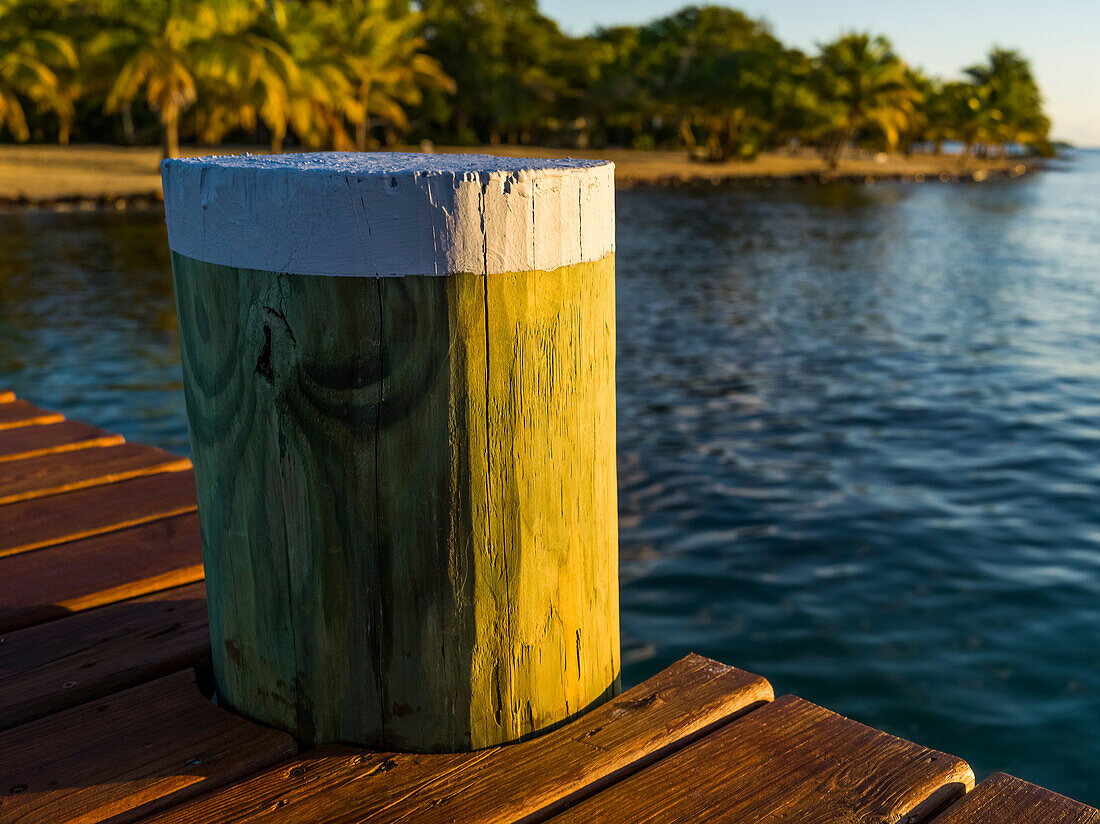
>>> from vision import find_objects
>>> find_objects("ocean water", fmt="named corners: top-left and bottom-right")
top-left (3, 151), bottom-right (1100, 800)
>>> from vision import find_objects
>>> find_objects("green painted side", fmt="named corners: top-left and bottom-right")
top-left (172, 251), bottom-right (619, 751)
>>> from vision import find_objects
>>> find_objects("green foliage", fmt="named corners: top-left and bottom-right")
top-left (0, 0), bottom-right (1052, 162)
top-left (90, 0), bottom-right (280, 156)
top-left (812, 33), bottom-right (922, 169)
top-left (2, 0), bottom-right (450, 156)
top-left (291, 0), bottom-right (453, 151)
top-left (419, 0), bottom-right (576, 144)
top-left (635, 7), bottom-right (787, 161)
top-left (964, 47), bottom-right (1051, 155)
top-left (0, 0), bottom-right (77, 143)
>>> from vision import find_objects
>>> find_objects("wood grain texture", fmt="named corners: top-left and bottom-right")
top-left (0, 582), bottom-right (209, 729)
top-left (375, 271), bottom-right (486, 750)
top-left (931, 773), bottom-right (1100, 823)
top-left (0, 669), bottom-right (296, 824)
top-left (172, 250), bottom-right (618, 751)
top-left (0, 470), bottom-right (198, 557)
top-left (480, 254), bottom-right (620, 747)
top-left (139, 654), bottom-right (772, 824)
top-left (0, 442), bottom-right (191, 506)
top-left (548, 693), bottom-right (975, 824)
top-left (0, 514), bottom-right (203, 633)
top-left (0, 399), bottom-right (64, 430)
top-left (0, 419), bottom-right (124, 462)
top-left (174, 252), bottom-right (387, 748)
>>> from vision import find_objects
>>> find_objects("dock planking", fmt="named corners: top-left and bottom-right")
top-left (0, 582), bottom-right (209, 729)
top-left (0, 468), bottom-right (198, 557)
top-left (138, 654), bottom-right (772, 824)
top-left (0, 419), bottom-right (124, 462)
top-left (546, 694), bottom-right (974, 824)
top-left (0, 513), bottom-right (203, 632)
top-left (930, 772), bottom-right (1100, 823)
top-left (0, 670), bottom-right (297, 824)
top-left (0, 441), bottom-right (191, 506)
top-left (0, 399), bottom-right (64, 430)
top-left (0, 386), bottom-right (1093, 822)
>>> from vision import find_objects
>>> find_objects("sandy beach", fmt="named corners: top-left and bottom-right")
top-left (0, 144), bottom-right (1034, 206)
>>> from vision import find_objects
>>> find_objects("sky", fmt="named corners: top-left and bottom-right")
top-left (540, 0), bottom-right (1100, 146)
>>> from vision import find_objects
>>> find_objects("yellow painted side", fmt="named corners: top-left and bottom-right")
top-left (479, 253), bottom-right (620, 743)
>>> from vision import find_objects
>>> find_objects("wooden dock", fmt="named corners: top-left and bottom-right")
top-left (0, 388), bottom-right (1095, 823)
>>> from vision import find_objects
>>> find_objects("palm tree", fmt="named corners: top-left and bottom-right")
top-left (192, 3), bottom-right (299, 151)
top-left (277, 0), bottom-right (454, 151)
top-left (965, 47), bottom-right (1049, 156)
top-left (899, 66), bottom-right (935, 154)
top-left (939, 81), bottom-right (994, 165)
top-left (0, 0), bottom-right (77, 143)
top-left (814, 33), bottom-right (922, 169)
top-left (92, 0), bottom-right (287, 157)
top-left (277, 0), bottom-right (367, 150)
top-left (917, 80), bottom-right (957, 155)
top-left (327, 0), bottom-right (453, 150)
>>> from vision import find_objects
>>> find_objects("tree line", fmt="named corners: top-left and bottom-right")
top-left (0, 0), bottom-right (1052, 164)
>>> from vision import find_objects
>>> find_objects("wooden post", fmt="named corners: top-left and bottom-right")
top-left (162, 153), bottom-right (619, 752)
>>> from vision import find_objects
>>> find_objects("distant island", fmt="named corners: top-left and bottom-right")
top-left (0, 0), bottom-right (1052, 172)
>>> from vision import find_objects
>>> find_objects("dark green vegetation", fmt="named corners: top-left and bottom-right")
top-left (0, 0), bottom-right (1051, 163)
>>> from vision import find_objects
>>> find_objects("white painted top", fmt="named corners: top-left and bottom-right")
top-left (161, 152), bottom-right (614, 277)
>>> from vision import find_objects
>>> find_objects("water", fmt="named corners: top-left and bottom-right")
top-left (3, 153), bottom-right (1100, 801)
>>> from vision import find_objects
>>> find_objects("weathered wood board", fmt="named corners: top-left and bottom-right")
top-left (931, 772), bottom-right (1100, 823)
top-left (0, 669), bottom-right (296, 824)
top-left (0, 469), bottom-right (198, 557)
top-left (139, 655), bottom-right (771, 824)
top-left (0, 419), bottom-right (123, 462)
top-left (173, 251), bottom-right (618, 751)
top-left (0, 399), bottom-right (63, 430)
top-left (0, 513), bottom-right (202, 632)
top-left (0, 442), bottom-right (191, 506)
top-left (0, 582), bottom-right (209, 729)
top-left (547, 694), bottom-right (975, 824)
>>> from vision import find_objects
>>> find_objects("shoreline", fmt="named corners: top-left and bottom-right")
top-left (0, 144), bottom-right (1038, 210)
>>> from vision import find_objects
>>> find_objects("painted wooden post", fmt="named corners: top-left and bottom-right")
top-left (161, 153), bottom-right (619, 752)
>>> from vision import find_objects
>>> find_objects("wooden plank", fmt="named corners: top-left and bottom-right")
top-left (0, 513), bottom-right (203, 633)
top-left (546, 694), bottom-right (975, 824)
top-left (0, 399), bottom-right (64, 430)
top-left (139, 654), bottom-right (772, 824)
top-left (0, 669), bottom-right (296, 824)
top-left (931, 772), bottom-right (1100, 823)
top-left (0, 419), bottom-right (124, 462)
top-left (0, 582), bottom-right (209, 730)
top-left (0, 441), bottom-right (191, 506)
top-left (0, 469), bottom-right (198, 557)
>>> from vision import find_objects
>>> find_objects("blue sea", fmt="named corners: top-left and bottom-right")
top-left (3, 150), bottom-right (1099, 801)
